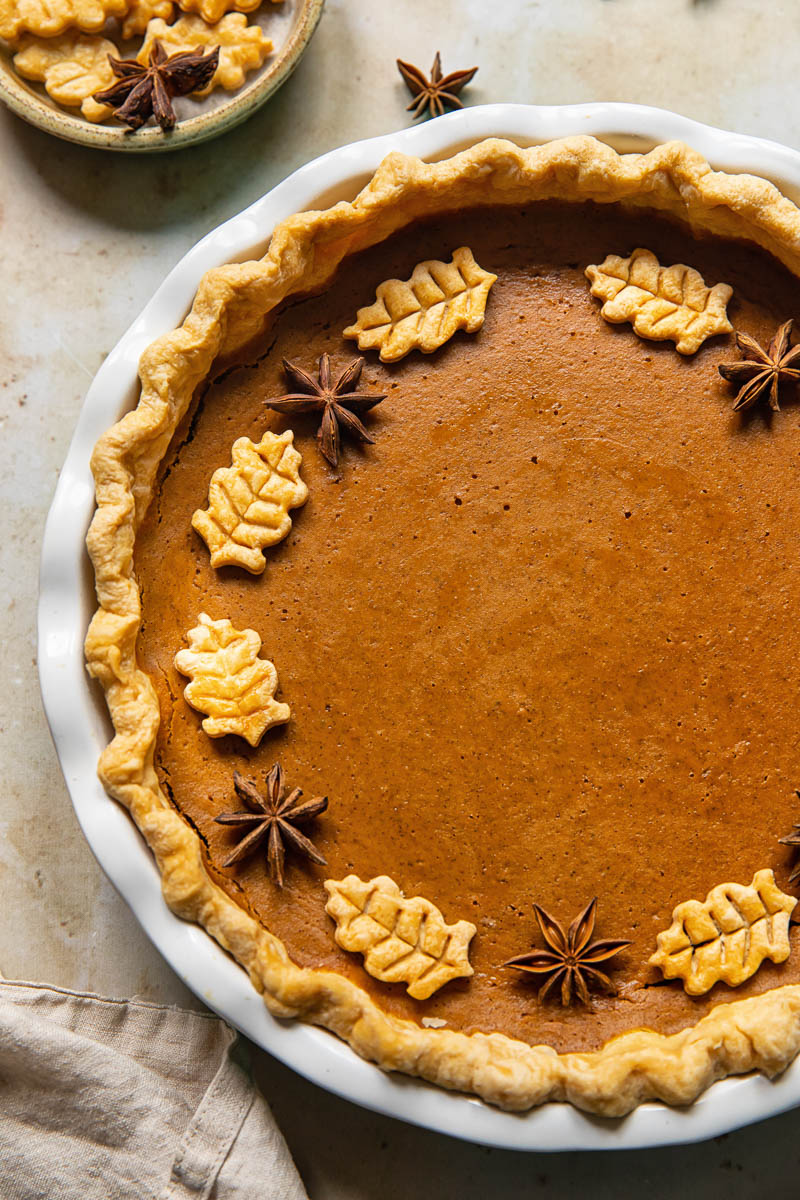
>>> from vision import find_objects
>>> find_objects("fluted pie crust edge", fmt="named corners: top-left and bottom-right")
top-left (85, 136), bottom-right (800, 1117)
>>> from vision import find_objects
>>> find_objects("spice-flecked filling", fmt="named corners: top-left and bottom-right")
top-left (136, 202), bottom-right (800, 1053)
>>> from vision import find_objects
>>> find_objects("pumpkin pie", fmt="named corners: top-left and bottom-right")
top-left (85, 136), bottom-right (800, 1116)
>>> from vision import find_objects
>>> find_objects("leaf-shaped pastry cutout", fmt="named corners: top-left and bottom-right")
top-left (176, 0), bottom-right (264, 28)
top-left (191, 430), bottom-right (308, 574)
top-left (0, 0), bottom-right (128, 41)
top-left (13, 32), bottom-right (116, 121)
top-left (138, 13), bottom-right (273, 93)
top-left (324, 873), bottom-right (476, 999)
top-left (585, 248), bottom-right (733, 355)
top-left (174, 613), bottom-right (290, 746)
top-left (343, 246), bottom-right (497, 363)
top-left (120, 0), bottom-right (172, 40)
top-left (649, 869), bottom-right (796, 995)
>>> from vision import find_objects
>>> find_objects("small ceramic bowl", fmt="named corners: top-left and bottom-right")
top-left (0, 0), bottom-right (323, 152)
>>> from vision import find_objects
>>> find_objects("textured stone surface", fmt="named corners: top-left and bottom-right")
top-left (3, 0), bottom-right (800, 1192)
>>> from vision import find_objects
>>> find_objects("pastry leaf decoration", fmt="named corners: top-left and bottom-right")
top-left (174, 613), bottom-right (290, 746)
top-left (343, 246), bottom-right (497, 363)
top-left (138, 13), bottom-right (273, 94)
top-left (13, 32), bottom-right (117, 122)
top-left (0, 0), bottom-right (128, 41)
top-left (121, 0), bottom-right (173, 39)
top-left (176, 0), bottom-right (261, 27)
top-left (649, 869), bottom-right (796, 995)
top-left (191, 430), bottom-right (308, 574)
top-left (585, 248), bottom-right (733, 355)
top-left (324, 874), bottom-right (476, 999)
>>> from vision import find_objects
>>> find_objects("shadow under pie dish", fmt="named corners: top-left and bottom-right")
top-left (85, 134), bottom-right (800, 1117)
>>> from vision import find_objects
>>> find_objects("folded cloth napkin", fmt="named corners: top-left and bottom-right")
top-left (0, 979), bottom-right (308, 1200)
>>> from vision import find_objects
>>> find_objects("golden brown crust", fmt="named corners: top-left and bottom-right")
top-left (85, 135), bottom-right (800, 1116)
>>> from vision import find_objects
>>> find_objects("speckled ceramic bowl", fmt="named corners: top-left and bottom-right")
top-left (0, 0), bottom-right (323, 152)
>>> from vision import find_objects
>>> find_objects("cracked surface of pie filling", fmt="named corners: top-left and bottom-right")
top-left (133, 198), bottom-right (800, 1058)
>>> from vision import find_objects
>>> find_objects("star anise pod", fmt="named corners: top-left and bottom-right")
top-left (779, 792), bottom-right (800, 885)
top-left (214, 765), bottom-right (327, 888)
top-left (396, 51), bottom-right (478, 120)
top-left (93, 40), bottom-right (220, 132)
top-left (504, 899), bottom-right (630, 1007)
top-left (718, 320), bottom-right (800, 412)
top-left (265, 354), bottom-right (386, 468)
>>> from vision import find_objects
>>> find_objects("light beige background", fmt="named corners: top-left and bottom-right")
top-left (2, 0), bottom-right (800, 1194)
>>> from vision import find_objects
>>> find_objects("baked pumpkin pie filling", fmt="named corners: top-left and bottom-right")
top-left (133, 199), bottom-right (800, 1055)
top-left (86, 138), bottom-right (800, 1112)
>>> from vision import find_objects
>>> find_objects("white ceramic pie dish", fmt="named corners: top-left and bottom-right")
top-left (38, 102), bottom-right (800, 1151)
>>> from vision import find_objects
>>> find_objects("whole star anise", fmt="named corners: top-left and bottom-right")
top-left (265, 354), bottom-right (386, 468)
top-left (504, 899), bottom-right (630, 1006)
top-left (396, 51), bottom-right (478, 120)
top-left (718, 320), bottom-right (800, 412)
top-left (93, 40), bottom-right (220, 132)
top-left (215, 765), bottom-right (327, 888)
top-left (779, 791), bottom-right (800, 885)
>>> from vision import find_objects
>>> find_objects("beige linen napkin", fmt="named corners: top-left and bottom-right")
top-left (0, 979), bottom-right (308, 1200)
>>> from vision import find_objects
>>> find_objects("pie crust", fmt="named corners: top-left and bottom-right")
top-left (85, 135), bottom-right (800, 1117)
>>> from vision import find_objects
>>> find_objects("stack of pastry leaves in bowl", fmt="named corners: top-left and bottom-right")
top-left (0, 0), bottom-right (319, 142)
